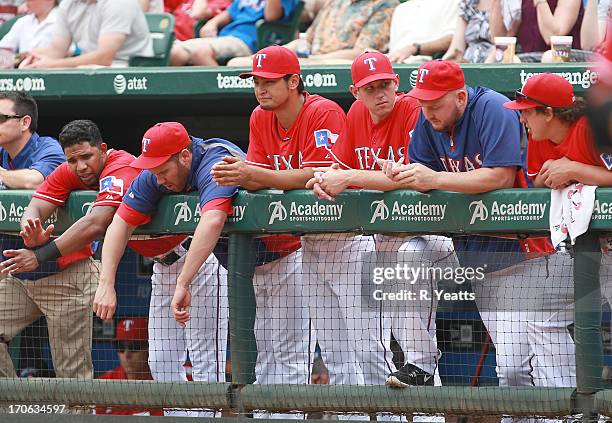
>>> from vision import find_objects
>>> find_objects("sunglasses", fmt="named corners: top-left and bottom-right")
top-left (514, 90), bottom-right (551, 108)
top-left (116, 341), bottom-right (148, 352)
top-left (0, 113), bottom-right (24, 124)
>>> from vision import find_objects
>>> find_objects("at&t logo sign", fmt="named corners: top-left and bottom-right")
top-left (113, 74), bottom-right (148, 94)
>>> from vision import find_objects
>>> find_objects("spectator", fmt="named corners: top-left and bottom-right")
top-left (388, 0), bottom-right (459, 64)
top-left (443, 0), bottom-right (495, 63)
top-left (165, 0), bottom-right (231, 42)
top-left (489, 0), bottom-right (584, 61)
top-left (170, 0), bottom-right (298, 66)
top-left (229, 0), bottom-right (399, 66)
top-left (580, 0), bottom-right (610, 51)
top-left (20, 0), bottom-right (153, 68)
top-left (96, 318), bottom-right (163, 416)
top-left (0, 0), bottom-right (59, 58)
top-left (0, 92), bottom-right (67, 378)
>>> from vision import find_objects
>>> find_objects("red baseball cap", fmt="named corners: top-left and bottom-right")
top-left (115, 318), bottom-right (148, 341)
top-left (239, 45), bottom-right (300, 79)
top-left (131, 122), bottom-right (190, 170)
top-left (503, 73), bottom-right (575, 110)
top-left (351, 51), bottom-right (397, 88)
top-left (408, 60), bottom-right (465, 101)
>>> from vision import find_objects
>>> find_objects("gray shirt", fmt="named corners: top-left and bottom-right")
top-left (56, 0), bottom-right (153, 66)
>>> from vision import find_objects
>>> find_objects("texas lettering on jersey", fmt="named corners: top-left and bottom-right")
top-left (439, 153), bottom-right (483, 172)
top-left (354, 145), bottom-right (408, 170)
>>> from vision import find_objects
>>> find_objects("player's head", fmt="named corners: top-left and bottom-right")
top-left (239, 45), bottom-right (303, 110)
top-left (408, 60), bottom-right (467, 133)
top-left (349, 51), bottom-right (399, 122)
top-left (0, 91), bottom-right (38, 146)
top-left (114, 318), bottom-right (150, 379)
top-left (504, 73), bottom-right (584, 141)
top-left (131, 122), bottom-right (193, 192)
top-left (59, 119), bottom-right (108, 188)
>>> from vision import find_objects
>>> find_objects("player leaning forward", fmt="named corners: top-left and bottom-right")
top-left (211, 46), bottom-right (392, 393)
top-left (382, 60), bottom-right (574, 390)
top-left (307, 51), bottom-right (456, 389)
top-left (94, 123), bottom-right (233, 416)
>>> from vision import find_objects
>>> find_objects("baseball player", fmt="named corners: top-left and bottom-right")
top-left (309, 52), bottom-right (456, 392)
top-left (213, 47), bottom-right (407, 420)
top-left (382, 61), bottom-right (571, 396)
top-left (94, 122), bottom-right (233, 417)
top-left (504, 73), bottom-right (612, 387)
top-left (96, 317), bottom-right (163, 416)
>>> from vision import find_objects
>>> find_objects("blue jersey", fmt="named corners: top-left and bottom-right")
top-left (123, 137), bottom-right (243, 215)
top-left (220, 0), bottom-right (298, 52)
top-left (408, 86), bottom-right (535, 272)
top-left (0, 132), bottom-right (65, 280)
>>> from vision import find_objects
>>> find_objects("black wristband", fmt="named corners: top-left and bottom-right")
top-left (413, 43), bottom-right (421, 56)
top-left (33, 240), bottom-right (61, 264)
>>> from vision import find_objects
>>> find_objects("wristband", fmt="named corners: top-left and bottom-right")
top-left (413, 43), bottom-right (422, 56)
top-left (33, 240), bottom-right (61, 264)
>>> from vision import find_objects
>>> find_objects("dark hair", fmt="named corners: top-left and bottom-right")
top-left (283, 74), bottom-right (305, 94)
top-left (58, 119), bottom-right (104, 149)
top-left (0, 91), bottom-right (38, 132)
top-left (169, 139), bottom-right (194, 162)
top-left (535, 96), bottom-right (587, 123)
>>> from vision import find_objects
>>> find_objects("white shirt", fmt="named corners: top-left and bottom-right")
top-left (0, 7), bottom-right (60, 53)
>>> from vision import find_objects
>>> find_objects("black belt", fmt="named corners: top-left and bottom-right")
top-left (153, 238), bottom-right (192, 266)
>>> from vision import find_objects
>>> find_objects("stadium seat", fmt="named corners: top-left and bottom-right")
top-left (129, 13), bottom-right (175, 67)
top-left (256, 1), bottom-right (305, 49)
top-left (0, 15), bottom-right (22, 41)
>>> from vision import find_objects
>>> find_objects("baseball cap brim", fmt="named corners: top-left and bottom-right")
top-left (239, 71), bottom-right (287, 79)
top-left (130, 154), bottom-right (172, 170)
top-left (354, 73), bottom-right (398, 88)
top-left (502, 99), bottom-right (539, 110)
top-left (407, 87), bottom-right (449, 101)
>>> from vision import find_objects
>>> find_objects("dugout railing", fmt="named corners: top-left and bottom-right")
top-left (0, 188), bottom-right (610, 420)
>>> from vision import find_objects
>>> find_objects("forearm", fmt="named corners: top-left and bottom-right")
top-left (580, 0), bottom-right (599, 50)
top-left (190, 0), bottom-right (209, 19)
top-left (54, 217), bottom-right (108, 256)
top-left (420, 34), bottom-right (453, 56)
top-left (43, 49), bottom-right (117, 67)
top-left (99, 216), bottom-right (134, 287)
top-left (536, 1), bottom-right (560, 44)
top-left (0, 169), bottom-right (44, 189)
top-left (432, 168), bottom-right (516, 193)
top-left (349, 170), bottom-right (411, 192)
top-left (176, 212), bottom-right (225, 289)
top-left (533, 173), bottom-right (548, 187)
top-left (210, 10), bottom-right (231, 28)
top-left (264, 0), bottom-right (283, 21)
top-left (569, 163), bottom-right (612, 186)
top-left (248, 167), bottom-right (315, 190)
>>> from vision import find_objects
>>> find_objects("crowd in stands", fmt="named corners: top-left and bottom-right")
top-left (0, 0), bottom-right (608, 68)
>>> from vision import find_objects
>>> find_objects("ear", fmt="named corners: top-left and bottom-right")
top-left (456, 88), bottom-right (468, 106)
top-left (21, 115), bottom-right (31, 132)
top-left (288, 74), bottom-right (300, 90)
top-left (394, 75), bottom-right (400, 91)
top-left (99, 142), bottom-right (108, 154)
top-left (349, 85), bottom-right (359, 100)
top-left (179, 149), bottom-right (192, 166)
top-left (544, 107), bottom-right (555, 122)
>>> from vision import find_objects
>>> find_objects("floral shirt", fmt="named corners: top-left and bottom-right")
top-left (306, 0), bottom-right (400, 55)
top-left (459, 0), bottom-right (494, 63)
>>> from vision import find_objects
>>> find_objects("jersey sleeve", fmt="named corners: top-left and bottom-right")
top-left (475, 95), bottom-right (523, 168)
top-left (526, 137), bottom-right (545, 179)
top-left (246, 112), bottom-right (272, 169)
top-left (408, 114), bottom-right (442, 170)
top-left (195, 146), bottom-right (239, 210)
top-left (301, 106), bottom-right (345, 168)
top-left (94, 166), bottom-right (140, 208)
top-left (29, 138), bottom-right (66, 179)
top-left (120, 171), bottom-right (164, 224)
top-left (32, 163), bottom-right (82, 205)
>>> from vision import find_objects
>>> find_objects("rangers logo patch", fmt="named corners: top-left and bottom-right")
top-left (99, 176), bottom-right (124, 196)
top-left (601, 153), bottom-right (612, 171)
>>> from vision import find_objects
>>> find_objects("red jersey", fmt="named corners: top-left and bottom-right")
top-left (527, 116), bottom-right (611, 178)
top-left (246, 93), bottom-right (345, 170)
top-left (96, 367), bottom-right (163, 416)
top-left (33, 149), bottom-right (140, 267)
top-left (330, 93), bottom-right (420, 170)
top-left (247, 93), bottom-right (346, 255)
